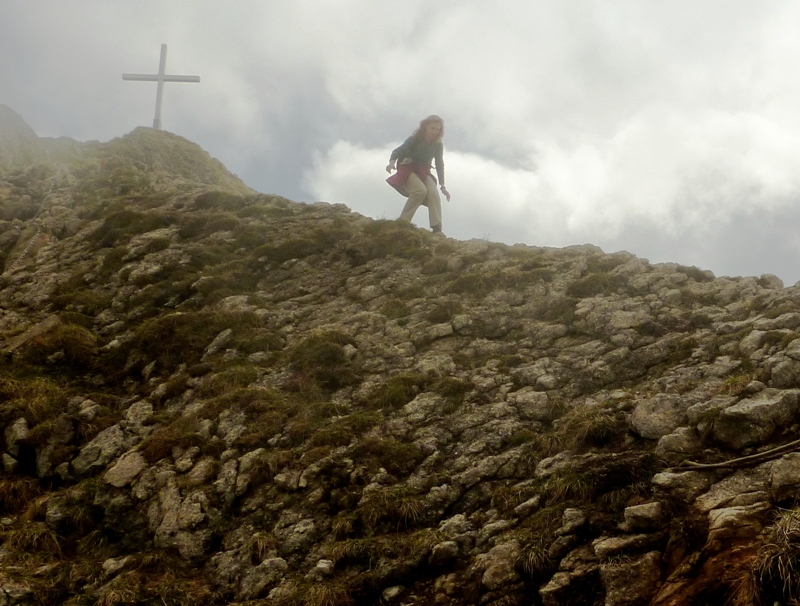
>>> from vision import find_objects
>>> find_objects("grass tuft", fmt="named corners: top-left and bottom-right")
top-left (2, 521), bottom-right (61, 555)
top-left (366, 373), bottom-right (427, 410)
top-left (303, 583), bottom-right (354, 606)
top-left (517, 536), bottom-right (556, 580)
top-left (555, 404), bottom-right (628, 451)
top-left (748, 508), bottom-right (800, 604)
top-left (345, 220), bottom-right (429, 266)
top-left (0, 478), bottom-right (42, 513)
top-left (566, 272), bottom-right (629, 298)
top-left (350, 438), bottom-right (424, 477)
top-left (358, 486), bottom-right (428, 530)
top-left (288, 331), bottom-right (360, 390)
top-left (0, 375), bottom-right (69, 427)
top-left (19, 323), bottom-right (98, 367)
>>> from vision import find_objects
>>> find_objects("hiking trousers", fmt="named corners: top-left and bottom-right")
top-left (398, 172), bottom-right (442, 228)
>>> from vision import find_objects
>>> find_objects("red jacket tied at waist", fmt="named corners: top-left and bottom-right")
top-left (386, 162), bottom-right (437, 194)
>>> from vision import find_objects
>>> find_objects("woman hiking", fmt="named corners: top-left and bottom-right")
top-left (386, 115), bottom-right (451, 234)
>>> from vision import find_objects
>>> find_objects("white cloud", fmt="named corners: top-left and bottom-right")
top-left (308, 95), bottom-right (800, 281)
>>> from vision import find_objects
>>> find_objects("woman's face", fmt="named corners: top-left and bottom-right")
top-left (423, 121), bottom-right (443, 141)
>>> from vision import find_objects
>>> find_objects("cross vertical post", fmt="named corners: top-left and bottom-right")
top-left (122, 44), bottom-right (200, 131)
top-left (154, 44), bottom-right (167, 130)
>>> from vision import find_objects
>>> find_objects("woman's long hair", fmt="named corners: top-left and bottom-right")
top-left (411, 115), bottom-right (444, 142)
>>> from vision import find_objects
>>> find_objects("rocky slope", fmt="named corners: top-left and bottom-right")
top-left (0, 106), bottom-right (47, 171)
top-left (2, 118), bottom-right (800, 605)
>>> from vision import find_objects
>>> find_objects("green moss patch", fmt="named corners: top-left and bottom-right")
top-left (90, 209), bottom-right (176, 248)
top-left (193, 190), bottom-right (247, 211)
top-left (288, 331), bottom-right (360, 390)
top-left (345, 220), bottom-right (429, 266)
top-left (566, 272), bottom-right (629, 298)
top-left (18, 323), bottom-right (98, 367)
top-left (99, 311), bottom-right (263, 380)
top-left (379, 299), bottom-right (411, 320)
top-left (350, 438), bottom-right (424, 477)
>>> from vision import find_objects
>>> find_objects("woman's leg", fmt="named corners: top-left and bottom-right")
top-left (423, 176), bottom-right (442, 229)
top-left (398, 173), bottom-right (427, 222)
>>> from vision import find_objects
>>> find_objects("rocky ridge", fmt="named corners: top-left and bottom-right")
top-left (2, 120), bottom-right (800, 605)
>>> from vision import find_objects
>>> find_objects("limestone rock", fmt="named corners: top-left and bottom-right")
top-left (593, 534), bottom-right (659, 559)
top-left (786, 338), bottom-right (800, 361)
top-left (711, 389), bottom-right (800, 449)
top-left (624, 502), bottom-right (663, 531)
top-left (206, 550), bottom-right (245, 594)
top-left (72, 424), bottom-right (126, 475)
top-left (656, 427), bottom-right (702, 455)
top-left (539, 572), bottom-right (573, 606)
top-left (739, 330), bottom-right (766, 357)
top-left (103, 450), bottom-right (147, 487)
top-left (204, 328), bottom-right (233, 358)
top-left (239, 558), bottom-right (288, 600)
top-left (513, 494), bottom-right (542, 518)
top-left (555, 508), bottom-right (587, 536)
top-left (706, 502), bottom-right (770, 548)
top-left (652, 470), bottom-right (715, 501)
top-left (771, 358), bottom-right (800, 388)
top-left (276, 519), bottom-right (318, 557)
top-left (475, 540), bottom-right (521, 591)
top-left (102, 556), bottom-right (134, 577)
top-left (235, 448), bottom-right (266, 496)
top-left (600, 551), bottom-right (662, 606)
top-left (539, 566), bottom-right (600, 606)
top-left (313, 559), bottom-right (334, 577)
top-left (2, 453), bottom-right (17, 474)
top-left (4, 418), bottom-right (28, 456)
top-left (631, 394), bottom-right (687, 439)
top-left (438, 514), bottom-right (473, 537)
top-left (548, 534), bottom-right (581, 561)
top-left (175, 529), bottom-right (214, 561)
top-left (694, 464), bottom-right (773, 512)
top-left (685, 396), bottom-right (737, 428)
top-left (382, 586), bottom-right (405, 602)
top-left (509, 388), bottom-right (553, 421)
top-left (770, 452), bottom-right (800, 501)
top-left (45, 496), bottom-right (68, 529)
top-left (429, 540), bottom-right (460, 567)
top-left (759, 273), bottom-right (784, 289)
top-left (0, 580), bottom-right (33, 606)
top-left (123, 400), bottom-right (153, 431)
top-left (185, 457), bottom-right (217, 487)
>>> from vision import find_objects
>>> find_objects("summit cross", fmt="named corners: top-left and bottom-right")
top-left (122, 44), bottom-right (200, 130)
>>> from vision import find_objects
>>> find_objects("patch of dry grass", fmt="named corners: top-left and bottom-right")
top-left (358, 486), bottom-right (428, 530)
top-left (0, 375), bottom-right (69, 426)
top-left (0, 477), bottom-right (42, 513)
top-left (744, 508), bottom-right (800, 604)
top-left (555, 402), bottom-right (628, 451)
top-left (2, 521), bottom-right (61, 555)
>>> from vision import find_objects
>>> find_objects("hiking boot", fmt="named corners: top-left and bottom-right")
top-left (431, 224), bottom-right (444, 235)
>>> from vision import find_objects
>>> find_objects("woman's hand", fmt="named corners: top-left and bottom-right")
top-left (386, 163), bottom-right (396, 173)
top-left (440, 185), bottom-right (451, 201)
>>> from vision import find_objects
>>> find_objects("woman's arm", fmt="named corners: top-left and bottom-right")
top-left (435, 143), bottom-right (450, 200)
top-left (388, 136), bottom-right (414, 169)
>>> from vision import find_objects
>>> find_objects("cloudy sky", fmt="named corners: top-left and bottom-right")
top-left (5, 1), bottom-right (800, 284)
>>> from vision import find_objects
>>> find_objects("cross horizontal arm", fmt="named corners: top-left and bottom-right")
top-left (122, 74), bottom-right (200, 82)
top-left (163, 75), bottom-right (200, 82)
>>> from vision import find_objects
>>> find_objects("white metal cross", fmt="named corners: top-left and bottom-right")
top-left (122, 44), bottom-right (200, 130)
